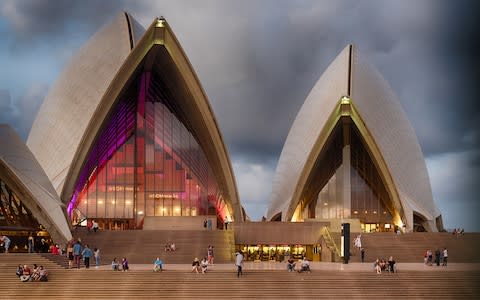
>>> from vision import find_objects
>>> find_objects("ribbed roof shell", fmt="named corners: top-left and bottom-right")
top-left (27, 12), bottom-right (144, 196)
top-left (267, 45), bottom-right (440, 230)
top-left (0, 125), bottom-right (72, 244)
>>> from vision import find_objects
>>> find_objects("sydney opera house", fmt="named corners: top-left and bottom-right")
top-left (0, 12), bottom-right (442, 254)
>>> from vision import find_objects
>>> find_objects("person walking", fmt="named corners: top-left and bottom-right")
top-left (235, 251), bottom-right (244, 278)
top-left (67, 242), bottom-right (74, 268)
top-left (442, 248), bottom-right (448, 266)
top-left (435, 249), bottom-right (441, 266)
top-left (82, 244), bottom-right (93, 269)
top-left (207, 245), bottom-right (215, 264)
top-left (360, 248), bottom-right (365, 263)
top-left (94, 248), bottom-right (101, 268)
top-left (92, 220), bottom-right (99, 233)
top-left (73, 239), bottom-right (83, 268)
top-left (1, 235), bottom-right (11, 253)
top-left (28, 234), bottom-right (35, 253)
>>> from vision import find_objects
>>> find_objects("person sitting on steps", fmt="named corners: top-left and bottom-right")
top-left (298, 257), bottom-right (311, 273)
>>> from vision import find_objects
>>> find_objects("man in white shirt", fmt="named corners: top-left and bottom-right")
top-left (235, 251), bottom-right (244, 277)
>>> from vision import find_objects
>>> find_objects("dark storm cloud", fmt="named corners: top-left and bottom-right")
top-left (0, 90), bottom-right (15, 125)
top-left (0, 0), bottom-right (129, 50)
top-left (0, 85), bottom-right (47, 139)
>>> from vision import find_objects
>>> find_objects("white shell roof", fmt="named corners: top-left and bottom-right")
top-left (267, 45), bottom-right (440, 226)
top-left (27, 12), bottom-right (144, 197)
top-left (0, 125), bottom-right (72, 243)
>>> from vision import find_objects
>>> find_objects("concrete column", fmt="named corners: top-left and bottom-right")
top-left (342, 145), bottom-right (351, 218)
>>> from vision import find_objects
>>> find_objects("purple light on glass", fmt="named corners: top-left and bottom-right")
top-left (68, 84), bottom-right (137, 215)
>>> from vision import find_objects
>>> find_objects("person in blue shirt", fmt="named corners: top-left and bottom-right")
top-left (72, 240), bottom-right (83, 268)
top-left (82, 244), bottom-right (93, 269)
top-left (153, 257), bottom-right (163, 272)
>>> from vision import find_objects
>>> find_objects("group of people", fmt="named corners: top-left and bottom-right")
top-left (164, 242), bottom-right (176, 252)
top-left (16, 264), bottom-right (48, 282)
top-left (66, 238), bottom-right (101, 269)
top-left (86, 219), bottom-right (100, 233)
top-left (190, 245), bottom-right (215, 274)
top-left (452, 228), bottom-right (464, 236)
top-left (1, 234), bottom-right (56, 254)
top-left (424, 248), bottom-right (448, 266)
top-left (191, 257), bottom-right (209, 273)
top-left (373, 256), bottom-right (396, 274)
top-left (111, 257), bottom-right (129, 271)
top-left (287, 257), bottom-right (311, 273)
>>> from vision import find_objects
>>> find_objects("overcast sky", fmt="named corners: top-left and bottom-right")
top-left (1, 0), bottom-right (479, 230)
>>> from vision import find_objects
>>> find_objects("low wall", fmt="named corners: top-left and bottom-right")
top-left (143, 216), bottom-right (217, 230)
top-left (233, 221), bottom-right (330, 244)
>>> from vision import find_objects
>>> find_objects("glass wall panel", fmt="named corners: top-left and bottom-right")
top-left (70, 69), bottom-right (227, 228)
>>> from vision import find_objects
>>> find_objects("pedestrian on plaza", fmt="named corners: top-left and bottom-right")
top-left (92, 220), bottom-right (99, 233)
top-left (361, 247), bottom-right (365, 263)
top-left (122, 257), bottom-right (129, 271)
top-left (67, 242), bottom-right (74, 268)
top-left (73, 239), bottom-right (83, 268)
top-left (442, 248), bottom-right (448, 266)
top-left (435, 249), bottom-right (441, 266)
top-left (235, 251), bottom-right (244, 277)
top-left (82, 244), bottom-right (93, 268)
top-left (353, 234), bottom-right (362, 252)
top-left (94, 248), bottom-right (101, 268)
top-left (207, 245), bottom-right (214, 264)
top-left (0, 235), bottom-right (11, 253)
top-left (28, 234), bottom-right (35, 253)
top-left (207, 219), bottom-right (212, 230)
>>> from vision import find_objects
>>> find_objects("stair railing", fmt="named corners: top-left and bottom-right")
top-left (321, 226), bottom-right (342, 259)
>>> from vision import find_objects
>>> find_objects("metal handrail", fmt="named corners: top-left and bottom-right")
top-left (322, 226), bottom-right (341, 258)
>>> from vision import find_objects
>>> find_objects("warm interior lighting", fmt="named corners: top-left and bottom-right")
top-left (156, 19), bottom-right (165, 27)
top-left (384, 224), bottom-right (391, 229)
top-left (111, 200), bottom-right (115, 204)
top-left (353, 210), bottom-right (358, 214)
top-left (373, 210), bottom-right (377, 214)
top-left (341, 96), bottom-right (351, 104)
top-left (137, 211), bottom-right (144, 215)
top-left (125, 200), bottom-right (131, 205)
top-left (98, 200), bottom-right (103, 204)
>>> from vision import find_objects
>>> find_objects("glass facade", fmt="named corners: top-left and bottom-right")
top-left (0, 179), bottom-right (41, 230)
top-left (0, 178), bottom-right (52, 252)
top-left (303, 117), bottom-right (394, 230)
top-left (69, 70), bottom-right (228, 229)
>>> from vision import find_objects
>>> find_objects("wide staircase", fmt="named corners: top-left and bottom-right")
top-left (69, 228), bottom-right (235, 265)
top-left (1, 253), bottom-right (479, 299)
top-left (355, 232), bottom-right (480, 263)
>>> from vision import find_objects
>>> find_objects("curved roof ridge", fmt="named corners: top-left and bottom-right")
top-left (27, 12), bottom-right (134, 196)
top-left (0, 125), bottom-right (72, 244)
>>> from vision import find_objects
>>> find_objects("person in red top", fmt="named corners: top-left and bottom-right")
top-left (86, 219), bottom-right (93, 232)
top-left (20, 265), bottom-right (31, 282)
top-left (51, 244), bottom-right (59, 255)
